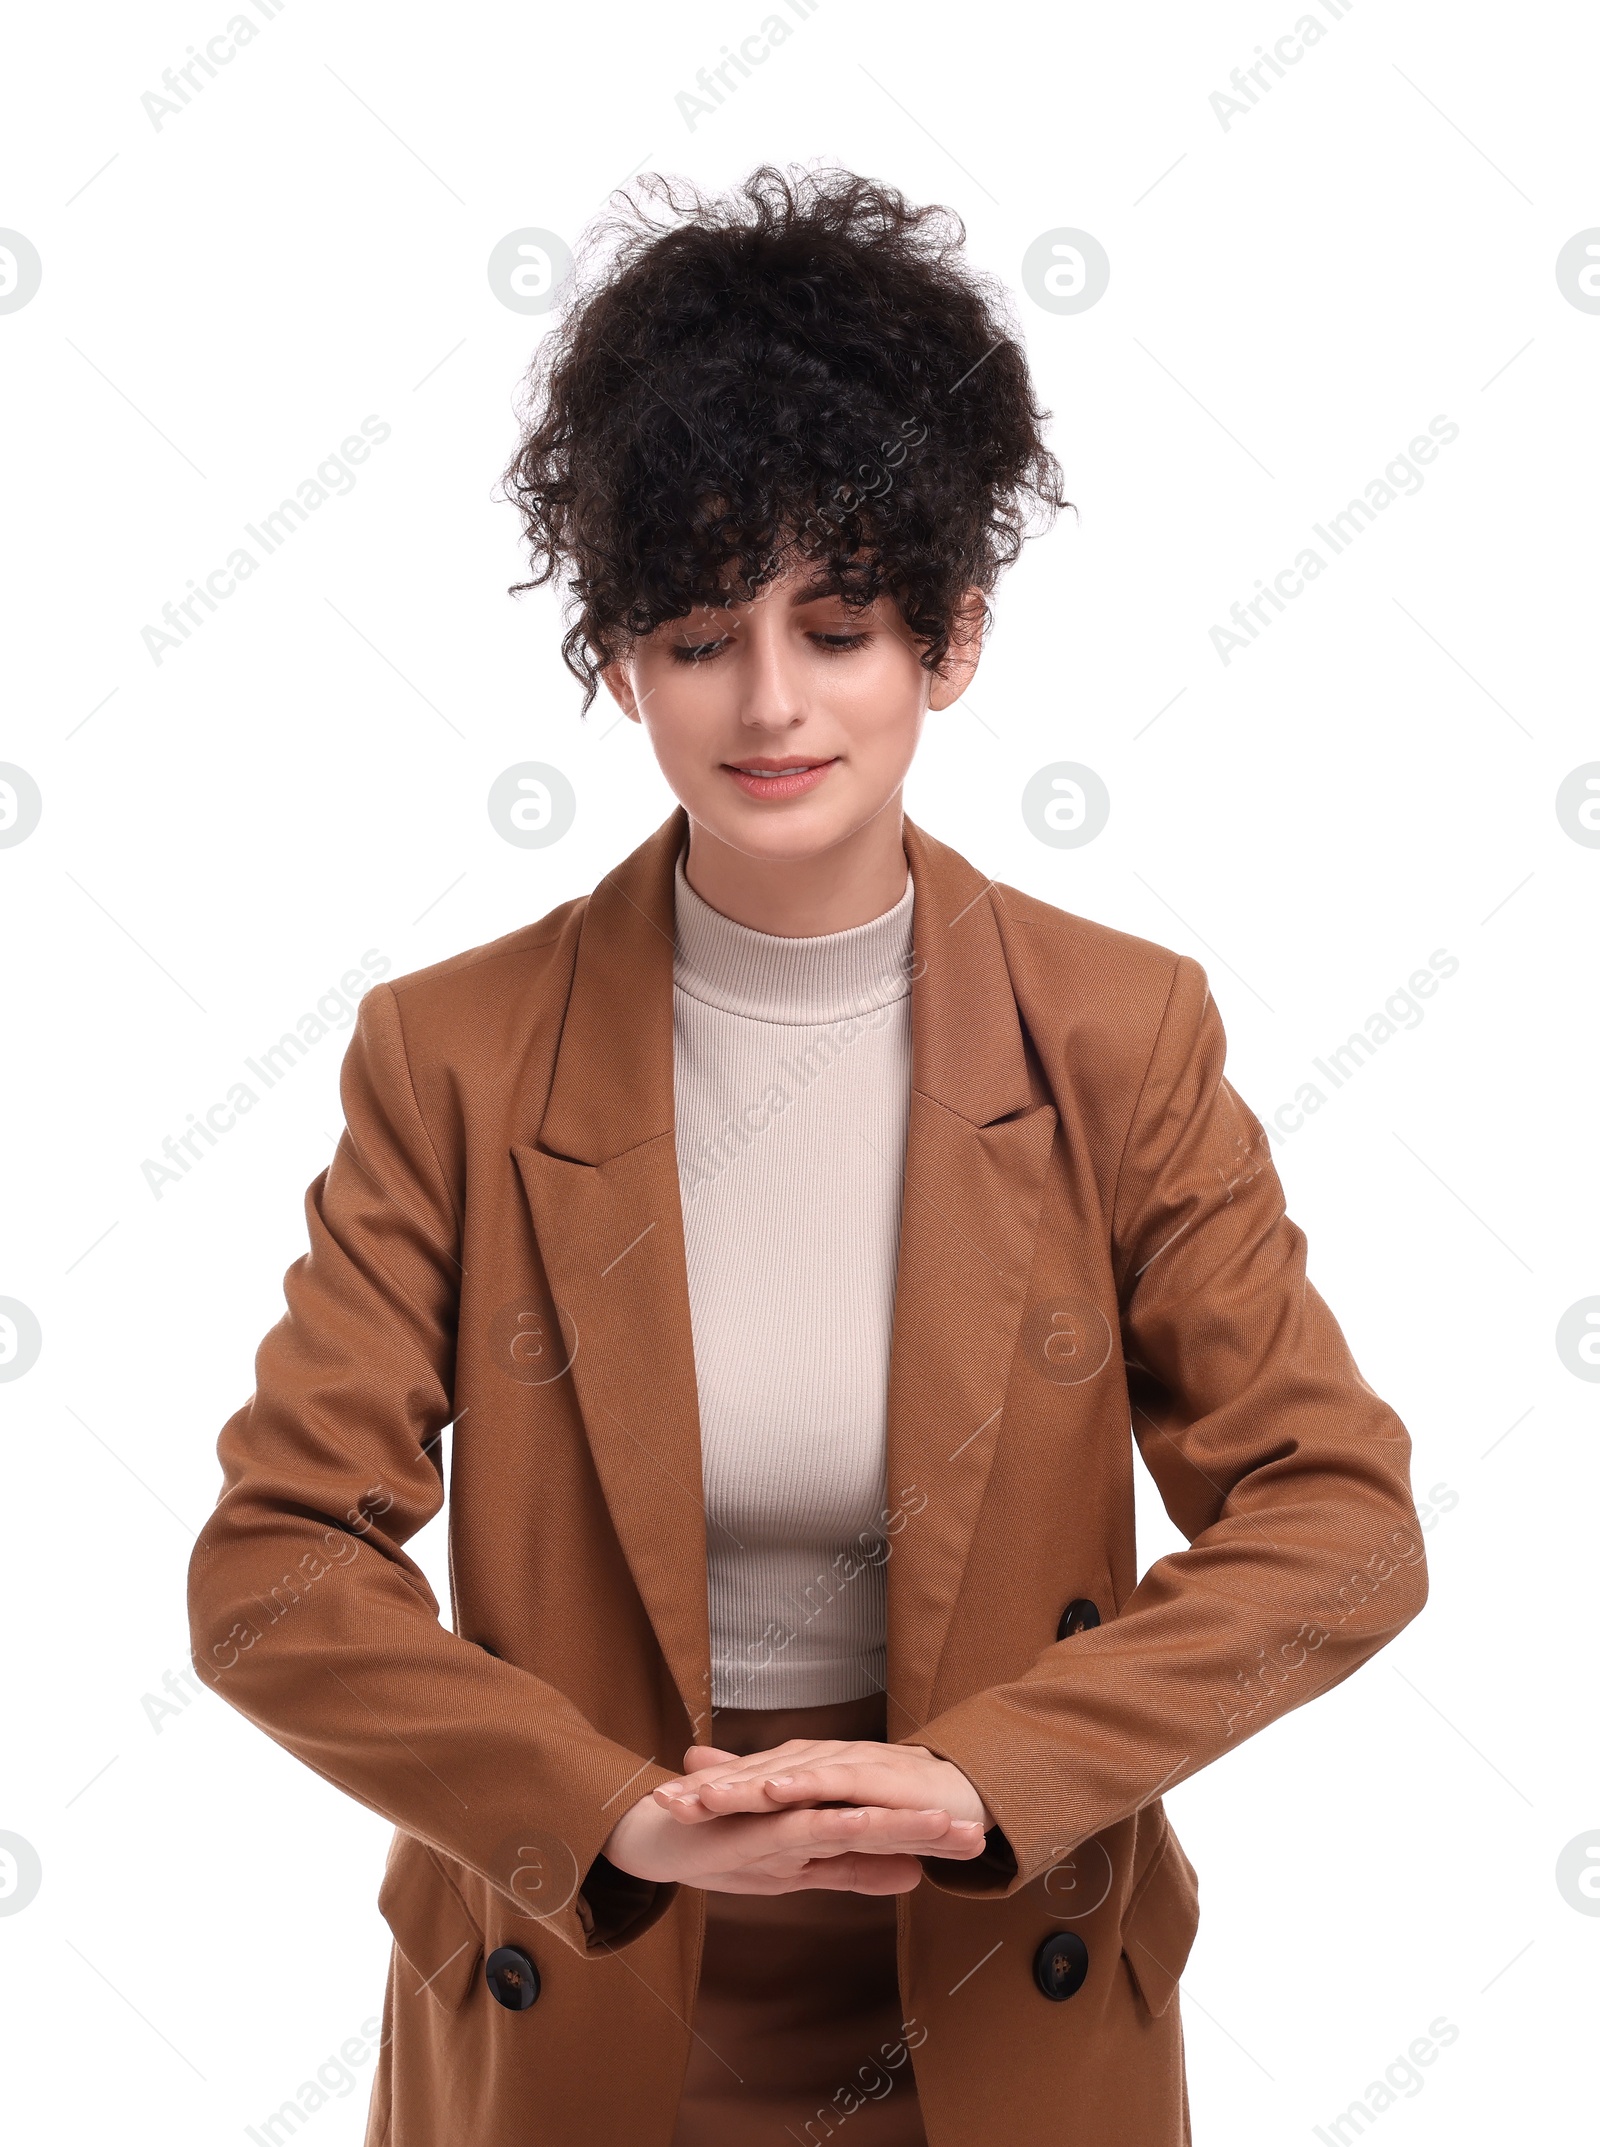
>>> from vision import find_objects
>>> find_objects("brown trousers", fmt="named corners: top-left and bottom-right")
top-left (669, 1692), bottom-right (929, 2147)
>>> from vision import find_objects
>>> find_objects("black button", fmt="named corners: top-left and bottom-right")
top-left (1056, 1598), bottom-right (1100, 1640)
top-left (485, 1945), bottom-right (541, 2010)
top-left (1033, 1930), bottom-right (1090, 2002)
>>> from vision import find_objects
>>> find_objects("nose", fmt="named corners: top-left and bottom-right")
top-left (734, 606), bottom-right (807, 734)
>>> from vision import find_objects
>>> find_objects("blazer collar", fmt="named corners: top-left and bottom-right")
top-left (537, 803), bottom-right (1035, 1164)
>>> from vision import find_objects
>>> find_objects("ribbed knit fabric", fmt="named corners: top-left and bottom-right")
top-left (671, 845), bottom-right (915, 1708)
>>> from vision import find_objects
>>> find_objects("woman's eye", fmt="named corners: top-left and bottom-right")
top-left (666, 628), bottom-right (868, 661)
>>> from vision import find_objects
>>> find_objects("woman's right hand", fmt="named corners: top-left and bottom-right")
top-left (600, 1786), bottom-right (985, 1894)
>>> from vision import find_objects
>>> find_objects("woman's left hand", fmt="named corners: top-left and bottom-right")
top-left (653, 1739), bottom-right (996, 1840)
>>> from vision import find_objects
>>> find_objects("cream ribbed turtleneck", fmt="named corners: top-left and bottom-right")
top-left (671, 845), bottom-right (915, 1709)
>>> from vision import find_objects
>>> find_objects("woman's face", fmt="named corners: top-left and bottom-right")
top-left (601, 564), bottom-right (983, 865)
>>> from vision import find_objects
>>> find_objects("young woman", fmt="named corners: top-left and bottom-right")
top-left (189, 167), bottom-right (1428, 2147)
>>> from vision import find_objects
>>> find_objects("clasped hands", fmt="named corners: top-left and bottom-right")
top-left (601, 1736), bottom-right (996, 1895)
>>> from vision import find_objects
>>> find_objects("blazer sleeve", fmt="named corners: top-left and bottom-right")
top-left (186, 980), bottom-right (681, 1958)
top-left (907, 953), bottom-right (1428, 1896)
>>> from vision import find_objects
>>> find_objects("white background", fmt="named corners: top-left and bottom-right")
top-left (2, 0), bottom-right (1596, 2139)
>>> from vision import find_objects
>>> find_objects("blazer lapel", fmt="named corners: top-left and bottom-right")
top-left (511, 807), bottom-right (1057, 1745)
top-left (886, 820), bottom-right (1058, 1734)
top-left (511, 809), bottom-right (715, 1737)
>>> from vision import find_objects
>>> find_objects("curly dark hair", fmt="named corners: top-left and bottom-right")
top-left (499, 164), bottom-right (1069, 711)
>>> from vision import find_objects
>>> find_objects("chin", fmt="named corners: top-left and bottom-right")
top-left (717, 795), bottom-right (889, 864)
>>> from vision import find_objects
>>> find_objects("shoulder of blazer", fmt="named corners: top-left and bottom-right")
top-left (383, 893), bottom-right (587, 1010)
top-left (984, 872), bottom-right (1200, 1085)
top-left (968, 880), bottom-right (1222, 1249)
top-left (907, 814), bottom-right (1190, 1033)
top-left (359, 892), bottom-right (591, 1151)
top-left (382, 893), bottom-right (587, 1022)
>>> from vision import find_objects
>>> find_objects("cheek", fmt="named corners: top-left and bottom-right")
top-left (631, 657), bottom-right (730, 750)
top-left (823, 650), bottom-right (927, 755)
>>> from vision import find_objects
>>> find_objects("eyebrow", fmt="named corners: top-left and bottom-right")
top-left (787, 572), bottom-right (850, 605)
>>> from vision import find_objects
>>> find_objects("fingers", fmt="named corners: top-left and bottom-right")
top-left (651, 1743), bottom-right (746, 1823)
top-left (658, 1745), bottom-right (740, 1818)
top-left (653, 1741), bottom-right (992, 1866)
top-left (761, 1760), bottom-right (916, 1807)
top-left (805, 1853), bottom-right (926, 1894)
top-left (755, 1803), bottom-right (985, 1863)
top-left (672, 1738), bottom-right (853, 1801)
top-left (651, 1783), bottom-right (985, 1859)
top-left (679, 1802), bottom-right (945, 1869)
top-left (647, 1800), bottom-right (988, 1892)
top-left (662, 1745), bottom-right (988, 1839)
top-left (654, 1785), bottom-right (986, 1857)
top-left (699, 1852), bottom-right (926, 1897)
top-left (694, 1756), bottom-right (930, 1816)
top-left (662, 1737), bottom-right (825, 1812)
top-left (769, 1851), bottom-right (928, 1895)
top-left (667, 1741), bottom-right (870, 1815)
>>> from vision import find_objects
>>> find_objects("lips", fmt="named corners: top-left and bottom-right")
top-left (722, 756), bottom-right (838, 801)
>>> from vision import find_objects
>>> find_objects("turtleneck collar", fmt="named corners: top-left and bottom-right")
top-left (672, 844), bottom-right (915, 1026)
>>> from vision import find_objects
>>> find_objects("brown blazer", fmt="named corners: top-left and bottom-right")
top-left (188, 805), bottom-right (1427, 2146)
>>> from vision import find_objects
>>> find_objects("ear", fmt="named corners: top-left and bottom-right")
top-left (599, 658), bottom-right (643, 723)
top-left (927, 587), bottom-right (988, 710)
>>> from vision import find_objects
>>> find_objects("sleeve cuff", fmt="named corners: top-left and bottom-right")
top-left (919, 1823), bottom-right (1021, 1898)
top-left (575, 1850), bottom-right (679, 1951)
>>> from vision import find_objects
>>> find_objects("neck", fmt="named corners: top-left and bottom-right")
top-left (681, 795), bottom-right (909, 936)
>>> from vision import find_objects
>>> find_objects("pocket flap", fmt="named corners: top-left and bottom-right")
top-left (377, 1832), bottom-right (484, 2012)
top-left (1119, 1820), bottom-right (1199, 2017)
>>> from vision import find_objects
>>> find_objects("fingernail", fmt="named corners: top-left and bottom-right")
top-left (766, 1773), bottom-right (795, 1787)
